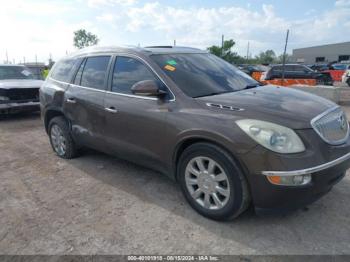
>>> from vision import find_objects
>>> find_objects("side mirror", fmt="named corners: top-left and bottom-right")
top-left (131, 80), bottom-right (166, 97)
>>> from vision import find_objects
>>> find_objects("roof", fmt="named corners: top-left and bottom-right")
top-left (293, 41), bottom-right (350, 51)
top-left (68, 45), bottom-right (206, 58)
top-left (270, 64), bottom-right (306, 66)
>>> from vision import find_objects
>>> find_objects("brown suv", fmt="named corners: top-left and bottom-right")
top-left (40, 46), bottom-right (350, 220)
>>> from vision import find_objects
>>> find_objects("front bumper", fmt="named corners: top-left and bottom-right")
top-left (239, 129), bottom-right (350, 211)
top-left (0, 101), bottom-right (40, 114)
top-left (251, 156), bottom-right (349, 211)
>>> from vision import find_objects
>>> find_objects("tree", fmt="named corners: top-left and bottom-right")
top-left (73, 29), bottom-right (99, 49)
top-left (277, 53), bottom-right (291, 64)
top-left (255, 50), bottom-right (276, 64)
top-left (207, 39), bottom-right (245, 64)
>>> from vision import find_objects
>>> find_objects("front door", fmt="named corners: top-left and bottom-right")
top-left (103, 55), bottom-right (173, 170)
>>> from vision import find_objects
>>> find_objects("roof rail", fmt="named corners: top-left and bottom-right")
top-left (145, 46), bottom-right (173, 48)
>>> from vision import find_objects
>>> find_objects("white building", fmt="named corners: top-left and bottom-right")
top-left (292, 42), bottom-right (350, 64)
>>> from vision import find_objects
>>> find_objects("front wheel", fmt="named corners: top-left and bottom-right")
top-left (178, 143), bottom-right (250, 220)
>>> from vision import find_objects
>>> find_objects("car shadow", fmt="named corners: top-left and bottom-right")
top-left (0, 111), bottom-right (40, 121)
top-left (67, 148), bottom-right (350, 253)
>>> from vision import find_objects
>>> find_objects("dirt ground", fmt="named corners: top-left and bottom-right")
top-left (0, 110), bottom-right (350, 255)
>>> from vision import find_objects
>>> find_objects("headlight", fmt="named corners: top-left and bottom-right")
top-left (236, 119), bottom-right (305, 153)
top-left (0, 96), bottom-right (9, 101)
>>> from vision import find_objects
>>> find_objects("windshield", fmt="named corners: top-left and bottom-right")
top-left (0, 66), bottom-right (34, 80)
top-left (331, 64), bottom-right (348, 70)
top-left (150, 53), bottom-right (259, 98)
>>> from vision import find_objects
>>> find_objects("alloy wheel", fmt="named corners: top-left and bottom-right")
top-left (185, 156), bottom-right (231, 210)
top-left (50, 124), bottom-right (67, 156)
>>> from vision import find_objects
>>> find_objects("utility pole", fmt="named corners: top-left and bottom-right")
top-left (246, 41), bottom-right (250, 63)
top-left (221, 34), bottom-right (224, 57)
top-left (281, 29), bottom-right (290, 86)
top-left (35, 54), bottom-right (38, 65)
top-left (23, 56), bottom-right (26, 64)
top-left (173, 39), bottom-right (176, 46)
top-left (5, 50), bottom-right (8, 64)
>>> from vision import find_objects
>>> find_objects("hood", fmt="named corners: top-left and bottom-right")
top-left (195, 85), bottom-right (336, 129)
top-left (0, 79), bottom-right (44, 89)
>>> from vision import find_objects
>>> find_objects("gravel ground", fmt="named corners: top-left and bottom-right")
top-left (0, 110), bottom-right (350, 255)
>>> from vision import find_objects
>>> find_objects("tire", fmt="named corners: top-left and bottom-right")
top-left (48, 116), bottom-right (78, 159)
top-left (178, 142), bottom-right (250, 220)
top-left (347, 78), bottom-right (350, 87)
top-left (317, 75), bottom-right (333, 86)
top-left (316, 78), bottom-right (325, 86)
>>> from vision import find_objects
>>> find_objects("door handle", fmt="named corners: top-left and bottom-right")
top-left (66, 98), bottom-right (76, 104)
top-left (105, 107), bottom-right (118, 113)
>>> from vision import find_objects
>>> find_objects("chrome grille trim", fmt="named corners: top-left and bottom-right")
top-left (311, 106), bottom-right (349, 145)
top-left (262, 151), bottom-right (350, 176)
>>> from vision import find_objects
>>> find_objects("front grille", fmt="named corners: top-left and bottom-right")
top-left (311, 106), bottom-right (349, 145)
top-left (1, 88), bottom-right (39, 103)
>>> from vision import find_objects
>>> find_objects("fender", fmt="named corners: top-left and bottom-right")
top-left (171, 128), bottom-right (256, 180)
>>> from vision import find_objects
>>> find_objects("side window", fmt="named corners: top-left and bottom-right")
top-left (73, 59), bottom-right (85, 85)
top-left (112, 56), bottom-right (158, 94)
top-left (51, 59), bottom-right (76, 82)
top-left (80, 56), bottom-right (111, 90)
top-left (293, 66), bottom-right (308, 74)
top-left (270, 66), bottom-right (282, 78)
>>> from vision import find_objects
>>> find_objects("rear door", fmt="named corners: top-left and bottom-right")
top-left (103, 55), bottom-right (173, 169)
top-left (64, 55), bottom-right (112, 150)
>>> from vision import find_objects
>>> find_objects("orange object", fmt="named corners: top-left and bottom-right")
top-left (262, 79), bottom-right (316, 87)
top-left (252, 71), bottom-right (263, 81)
top-left (325, 70), bottom-right (345, 82)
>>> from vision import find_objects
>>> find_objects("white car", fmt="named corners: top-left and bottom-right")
top-left (342, 69), bottom-right (350, 87)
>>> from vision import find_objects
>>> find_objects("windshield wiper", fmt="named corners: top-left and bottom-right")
top-left (243, 83), bottom-right (262, 89)
top-left (194, 91), bottom-right (233, 98)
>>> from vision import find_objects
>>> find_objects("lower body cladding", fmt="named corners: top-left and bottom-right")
top-left (0, 101), bottom-right (40, 114)
top-left (240, 145), bottom-right (350, 213)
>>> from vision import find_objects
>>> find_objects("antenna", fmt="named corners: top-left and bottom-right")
top-left (281, 29), bottom-right (290, 86)
top-left (246, 41), bottom-right (250, 62)
top-left (221, 35), bottom-right (224, 57)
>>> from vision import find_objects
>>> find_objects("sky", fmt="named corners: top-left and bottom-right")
top-left (0, 0), bottom-right (349, 64)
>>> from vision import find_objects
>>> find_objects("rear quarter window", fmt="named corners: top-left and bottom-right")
top-left (50, 59), bottom-right (76, 82)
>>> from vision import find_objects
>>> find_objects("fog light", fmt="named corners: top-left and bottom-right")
top-left (267, 174), bottom-right (311, 186)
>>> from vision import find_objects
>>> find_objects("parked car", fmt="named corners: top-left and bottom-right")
top-left (0, 65), bottom-right (43, 114)
top-left (308, 64), bottom-right (330, 72)
top-left (238, 64), bottom-right (269, 76)
top-left (264, 64), bottom-right (333, 85)
top-left (40, 46), bottom-right (350, 220)
top-left (342, 69), bottom-right (350, 87)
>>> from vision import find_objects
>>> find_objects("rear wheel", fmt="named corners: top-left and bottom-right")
top-left (347, 78), bottom-right (350, 87)
top-left (317, 75), bottom-right (333, 86)
top-left (178, 142), bottom-right (250, 220)
top-left (48, 116), bottom-right (78, 159)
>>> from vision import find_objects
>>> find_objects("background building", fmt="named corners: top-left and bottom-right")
top-left (292, 42), bottom-right (350, 64)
